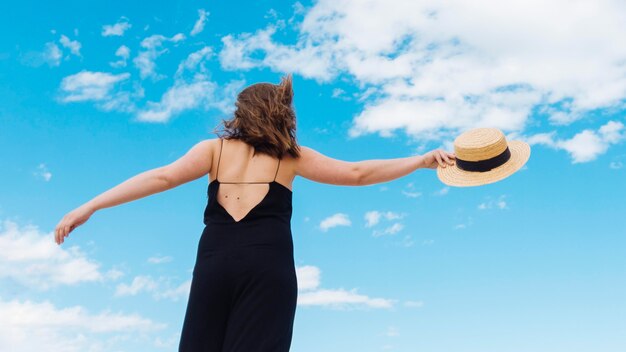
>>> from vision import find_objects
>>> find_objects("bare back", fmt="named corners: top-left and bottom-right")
top-left (209, 138), bottom-right (294, 222)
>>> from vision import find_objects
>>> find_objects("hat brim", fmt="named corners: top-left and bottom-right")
top-left (437, 140), bottom-right (530, 187)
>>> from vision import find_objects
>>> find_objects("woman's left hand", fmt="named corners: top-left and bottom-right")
top-left (55, 204), bottom-right (95, 245)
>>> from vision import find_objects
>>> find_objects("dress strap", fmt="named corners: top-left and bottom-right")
top-left (215, 137), bottom-right (224, 182)
top-left (216, 138), bottom-right (281, 183)
top-left (273, 158), bottom-right (281, 182)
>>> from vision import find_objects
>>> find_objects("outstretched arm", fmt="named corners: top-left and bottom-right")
top-left (54, 139), bottom-right (216, 245)
top-left (295, 146), bottom-right (455, 186)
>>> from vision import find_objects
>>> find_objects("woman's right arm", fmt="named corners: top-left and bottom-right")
top-left (55, 139), bottom-right (216, 245)
top-left (295, 146), bottom-right (455, 186)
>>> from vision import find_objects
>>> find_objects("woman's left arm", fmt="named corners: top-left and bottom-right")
top-left (55, 139), bottom-right (216, 244)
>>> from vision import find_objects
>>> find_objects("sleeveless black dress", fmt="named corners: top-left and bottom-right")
top-left (179, 138), bottom-right (297, 351)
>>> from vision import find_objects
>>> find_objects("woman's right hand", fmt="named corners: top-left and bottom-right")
top-left (422, 149), bottom-right (456, 169)
top-left (55, 204), bottom-right (95, 245)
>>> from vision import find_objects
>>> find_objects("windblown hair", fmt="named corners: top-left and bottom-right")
top-left (213, 74), bottom-right (301, 159)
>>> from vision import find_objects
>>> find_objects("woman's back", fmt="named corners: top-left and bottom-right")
top-left (181, 137), bottom-right (298, 351)
top-left (206, 137), bottom-right (293, 224)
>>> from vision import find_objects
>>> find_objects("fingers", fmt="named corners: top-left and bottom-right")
top-left (441, 152), bottom-right (451, 164)
top-left (54, 222), bottom-right (72, 245)
top-left (55, 226), bottom-right (61, 245)
top-left (434, 151), bottom-right (444, 167)
top-left (435, 150), bottom-right (456, 168)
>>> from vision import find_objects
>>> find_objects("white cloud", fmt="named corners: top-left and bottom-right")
top-left (33, 163), bottom-right (52, 181)
top-left (136, 46), bottom-right (243, 122)
top-left (295, 265), bottom-right (320, 291)
top-left (373, 222), bottom-right (404, 237)
top-left (478, 195), bottom-right (508, 210)
top-left (133, 33), bottom-right (185, 80)
top-left (110, 45), bottom-right (131, 68)
top-left (136, 77), bottom-right (244, 123)
top-left (175, 46), bottom-right (214, 78)
top-left (395, 234), bottom-right (415, 247)
top-left (401, 182), bottom-right (422, 198)
top-left (523, 120), bottom-right (625, 163)
top-left (610, 161), bottom-right (623, 169)
top-left (296, 265), bottom-right (395, 309)
top-left (217, 0), bottom-right (626, 156)
top-left (190, 9), bottom-right (209, 36)
top-left (147, 255), bottom-right (172, 264)
top-left (59, 70), bottom-right (130, 102)
top-left (114, 275), bottom-right (190, 302)
top-left (433, 187), bottom-right (449, 196)
top-left (364, 210), bottom-right (403, 227)
top-left (454, 216), bottom-right (473, 230)
top-left (319, 213), bottom-right (351, 231)
top-left (297, 288), bottom-right (395, 309)
top-left (365, 210), bottom-right (406, 237)
top-left (58, 70), bottom-right (139, 113)
top-left (364, 211), bottom-right (381, 227)
top-left (332, 88), bottom-right (345, 98)
top-left (44, 42), bottom-right (63, 66)
top-left (219, 23), bottom-right (335, 80)
top-left (156, 280), bottom-right (191, 301)
top-left (59, 34), bottom-right (81, 57)
top-left (114, 275), bottom-right (158, 296)
top-left (0, 297), bottom-right (165, 352)
top-left (102, 17), bottom-right (132, 37)
top-left (0, 219), bottom-right (105, 290)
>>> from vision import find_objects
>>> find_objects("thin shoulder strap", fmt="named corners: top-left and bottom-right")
top-left (273, 157), bottom-right (281, 182)
top-left (215, 137), bottom-right (224, 182)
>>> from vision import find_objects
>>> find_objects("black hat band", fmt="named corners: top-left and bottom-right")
top-left (455, 146), bottom-right (511, 172)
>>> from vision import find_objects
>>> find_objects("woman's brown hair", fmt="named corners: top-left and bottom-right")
top-left (213, 74), bottom-right (301, 159)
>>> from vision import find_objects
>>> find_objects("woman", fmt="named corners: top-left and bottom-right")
top-left (54, 74), bottom-right (456, 351)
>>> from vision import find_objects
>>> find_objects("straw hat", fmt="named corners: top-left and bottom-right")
top-left (437, 127), bottom-right (530, 187)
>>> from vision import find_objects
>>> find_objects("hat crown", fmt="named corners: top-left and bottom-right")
top-left (453, 128), bottom-right (509, 162)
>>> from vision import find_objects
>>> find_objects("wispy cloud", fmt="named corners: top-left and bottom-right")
top-left (147, 255), bottom-right (173, 264)
top-left (59, 34), bottom-right (81, 57)
top-left (109, 45), bottom-right (130, 68)
top-left (217, 0), bottom-right (626, 159)
top-left (478, 195), bottom-right (508, 210)
top-left (136, 46), bottom-right (244, 122)
top-left (454, 216), bottom-right (473, 230)
top-left (364, 210), bottom-right (406, 237)
top-left (33, 163), bottom-right (52, 182)
top-left (296, 265), bottom-right (396, 309)
top-left (102, 16), bottom-right (132, 37)
top-left (373, 222), bottom-right (404, 237)
top-left (433, 187), bottom-right (450, 196)
top-left (0, 219), bottom-right (117, 290)
top-left (319, 213), bottom-right (351, 232)
top-left (114, 275), bottom-right (191, 301)
top-left (57, 70), bottom-right (139, 113)
top-left (190, 9), bottom-right (209, 36)
top-left (0, 297), bottom-right (165, 352)
top-left (521, 121), bottom-right (625, 163)
top-left (19, 37), bottom-right (74, 68)
top-left (133, 33), bottom-right (185, 81)
top-left (364, 210), bottom-right (403, 227)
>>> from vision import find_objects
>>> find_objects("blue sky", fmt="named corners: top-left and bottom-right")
top-left (1, 0), bottom-right (626, 351)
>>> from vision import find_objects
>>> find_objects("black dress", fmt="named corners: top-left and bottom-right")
top-left (179, 138), bottom-right (297, 351)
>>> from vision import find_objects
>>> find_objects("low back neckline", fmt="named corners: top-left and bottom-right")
top-left (208, 138), bottom-right (292, 223)
top-left (209, 178), bottom-right (292, 194)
